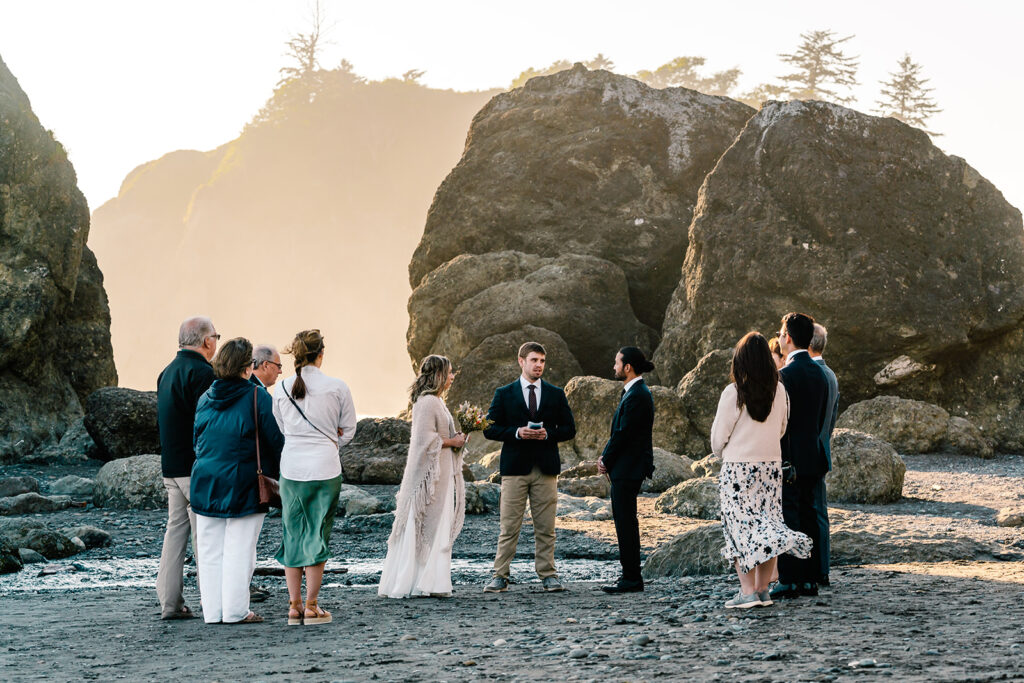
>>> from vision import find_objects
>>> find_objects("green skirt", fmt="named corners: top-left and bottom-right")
top-left (275, 475), bottom-right (342, 568)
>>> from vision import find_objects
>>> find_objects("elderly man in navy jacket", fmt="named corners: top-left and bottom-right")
top-left (483, 342), bottom-right (576, 594)
top-left (598, 346), bottom-right (656, 593)
top-left (156, 316), bottom-right (217, 619)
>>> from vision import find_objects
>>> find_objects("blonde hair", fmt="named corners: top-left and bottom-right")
top-left (410, 355), bottom-right (452, 403)
top-left (284, 329), bottom-right (324, 399)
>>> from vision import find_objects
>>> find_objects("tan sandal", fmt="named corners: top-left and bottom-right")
top-left (303, 599), bottom-right (332, 625)
top-left (287, 599), bottom-right (303, 626)
top-left (231, 611), bottom-right (263, 624)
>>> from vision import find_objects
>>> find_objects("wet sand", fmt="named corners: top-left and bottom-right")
top-left (1, 454), bottom-right (1023, 681)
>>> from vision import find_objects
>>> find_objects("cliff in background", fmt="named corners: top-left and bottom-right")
top-left (90, 78), bottom-right (496, 415)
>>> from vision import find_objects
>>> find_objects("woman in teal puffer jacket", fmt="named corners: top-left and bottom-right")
top-left (192, 337), bottom-right (284, 624)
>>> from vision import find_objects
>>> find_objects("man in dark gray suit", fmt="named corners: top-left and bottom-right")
top-left (809, 323), bottom-right (839, 587)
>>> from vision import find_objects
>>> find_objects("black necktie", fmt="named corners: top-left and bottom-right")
top-left (528, 385), bottom-right (537, 420)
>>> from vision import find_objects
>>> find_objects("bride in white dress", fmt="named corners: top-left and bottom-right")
top-left (378, 355), bottom-right (467, 598)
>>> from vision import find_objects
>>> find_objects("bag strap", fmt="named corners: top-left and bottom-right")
top-left (253, 387), bottom-right (263, 474)
top-left (281, 380), bottom-right (339, 448)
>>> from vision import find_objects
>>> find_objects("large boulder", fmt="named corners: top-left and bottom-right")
top-left (465, 482), bottom-right (502, 515)
top-left (674, 349), bottom-right (733, 454)
top-left (0, 476), bottom-right (39, 499)
top-left (654, 477), bottom-right (720, 519)
top-left (642, 523), bottom-right (728, 578)
top-left (60, 525), bottom-right (112, 549)
top-left (0, 57), bottom-right (116, 463)
top-left (642, 448), bottom-right (698, 493)
top-left (0, 492), bottom-right (72, 515)
top-left (557, 473), bottom-right (610, 499)
top-left (340, 417), bottom-right (411, 484)
top-left (690, 454), bottom-right (722, 478)
top-left (83, 388), bottom-right (160, 461)
top-left (825, 429), bottom-right (906, 504)
top-left (0, 518), bottom-right (81, 559)
top-left (996, 507), bottom-right (1024, 527)
top-left (554, 493), bottom-right (612, 521)
top-left (23, 417), bottom-right (98, 464)
top-left (829, 510), bottom-right (1003, 564)
top-left (92, 454), bottom-right (166, 509)
top-left (410, 251), bottom-right (656, 406)
top-left (49, 475), bottom-right (95, 498)
top-left (336, 485), bottom-right (382, 517)
top-left (564, 376), bottom-right (696, 460)
top-left (0, 534), bottom-right (22, 574)
top-left (836, 396), bottom-right (948, 454)
top-left (407, 65), bottom-right (753, 411)
top-left (652, 99), bottom-right (1024, 451)
top-left (942, 416), bottom-right (994, 458)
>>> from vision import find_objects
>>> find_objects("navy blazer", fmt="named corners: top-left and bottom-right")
top-left (601, 379), bottom-right (655, 481)
top-left (813, 358), bottom-right (840, 470)
top-left (483, 379), bottom-right (576, 476)
top-left (779, 352), bottom-right (830, 481)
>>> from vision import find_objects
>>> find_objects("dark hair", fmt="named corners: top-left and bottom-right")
top-left (410, 355), bottom-right (452, 403)
top-left (619, 346), bottom-right (654, 374)
top-left (518, 341), bottom-right (546, 359)
top-left (211, 338), bottom-right (253, 380)
top-left (284, 329), bottom-right (325, 399)
top-left (781, 312), bottom-right (815, 350)
top-left (730, 332), bottom-right (778, 422)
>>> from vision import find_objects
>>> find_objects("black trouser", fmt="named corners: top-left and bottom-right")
top-left (816, 479), bottom-right (830, 580)
top-left (610, 479), bottom-right (643, 584)
top-left (778, 475), bottom-right (827, 584)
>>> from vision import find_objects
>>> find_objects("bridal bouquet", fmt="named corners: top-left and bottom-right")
top-left (455, 402), bottom-right (492, 433)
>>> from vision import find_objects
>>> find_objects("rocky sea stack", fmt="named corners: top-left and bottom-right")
top-left (408, 65), bottom-right (1024, 453)
top-left (0, 56), bottom-right (116, 463)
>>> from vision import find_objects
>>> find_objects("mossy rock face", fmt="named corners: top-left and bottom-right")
top-left (0, 56), bottom-right (116, 463)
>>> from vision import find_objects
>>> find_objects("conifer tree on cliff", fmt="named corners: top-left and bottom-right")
top-left (874, 54), bottom-right (942, 135)
top-left (778, 29), bottom-right (859, 104)
top-left (634, 56), bottom-right (740, 96)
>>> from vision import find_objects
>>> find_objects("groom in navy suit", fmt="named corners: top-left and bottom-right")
top-left (598, 346), bottom-right (655, 593)
top-left (483, 342), bottom-right (576, 593)
top-left (771, 312), bottom-right (830, 600)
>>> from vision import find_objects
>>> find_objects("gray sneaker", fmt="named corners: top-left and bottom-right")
top-left (483, 576), bottom-right (509, 593)
top-left (724, 591), bottom-right (761, 609)
top-left (757, 590), bottom-right (773, 606)
top-left (542, 576), bottom-right (565, 592)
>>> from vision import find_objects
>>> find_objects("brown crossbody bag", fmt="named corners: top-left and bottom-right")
top-left (253, 387), bottom-right (281, 507)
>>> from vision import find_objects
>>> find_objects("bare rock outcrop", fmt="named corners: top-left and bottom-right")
top-left (652, 99), bottom-right (1024, 450)
top-left (0, 56), bottom-right (117, 462)
top-left (407, 65), bottom-right (753, 422)
top-left (825, 429), bottom-right (906, 504)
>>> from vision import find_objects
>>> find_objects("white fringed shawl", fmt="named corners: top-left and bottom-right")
top-left (387, 394), bottom-right (466, 561)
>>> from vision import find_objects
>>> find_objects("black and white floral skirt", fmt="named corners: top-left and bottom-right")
top-left (719, 461), bottom-right (813, 573)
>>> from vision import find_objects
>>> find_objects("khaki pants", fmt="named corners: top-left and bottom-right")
top-left (493, 466), bottom-right (558, 579)
top-left (156, 476), bottom-right (197, 616)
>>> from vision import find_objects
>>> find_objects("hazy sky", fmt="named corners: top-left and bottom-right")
top-left (0, 0), bottom-right (1021, 211)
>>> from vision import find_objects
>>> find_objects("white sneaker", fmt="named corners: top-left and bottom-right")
top-left (724, 591), bottom-right (761, 609)
top-left (757, 590), bottom-right (773, 606)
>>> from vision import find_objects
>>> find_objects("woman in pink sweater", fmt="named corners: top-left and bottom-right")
top-left (711, 332), bottom-right (811, 609)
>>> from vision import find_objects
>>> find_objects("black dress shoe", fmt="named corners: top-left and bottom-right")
top-left (769, 582), bottom-right (801, 599)
top-left (600, 581), bottom-right (644, 594)
top-left (798, 582), bottom-right (819, 596)
top-left (817, 575), bottom-right (830, 587)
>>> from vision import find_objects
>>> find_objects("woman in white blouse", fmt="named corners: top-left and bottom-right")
top-left (273, 329), bottom-right (357, 625)
top-left (710, 331), bottom-right (811, 609)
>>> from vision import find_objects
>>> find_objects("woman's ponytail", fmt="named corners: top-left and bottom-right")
top-left (284, 329), bottom-right (325, 399)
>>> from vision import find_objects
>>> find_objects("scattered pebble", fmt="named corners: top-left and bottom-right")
top-left (632, 635), bottom-right (651, 646)
top-left (568, 649), bottom-right (588, 659)
top-left (492, 638), bottom-right (507, 647)
top-left (849, 658), bottom-right (878, 668)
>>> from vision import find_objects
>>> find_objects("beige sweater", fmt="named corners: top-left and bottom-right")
top-left (710, 382), bottom-right (789, 463)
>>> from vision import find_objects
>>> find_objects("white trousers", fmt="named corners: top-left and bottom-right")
top-left (195, 512), bottom-right (265, 623)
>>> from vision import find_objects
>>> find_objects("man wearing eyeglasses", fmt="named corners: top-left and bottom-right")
top-left (156, 316), bottom-right (218, 620)
top-left (246, 344), bottom-right (281, 603)
top-left (250, 345), bottom-right (282, 390)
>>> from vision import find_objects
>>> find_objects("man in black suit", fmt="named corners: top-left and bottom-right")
top-left (597, 347), bottom-right (656, 594)
top-left (250, 345), bottom-right (282, 391)
top-left (771, 312), bottom-right (830, 600)
top-left (483, 342), bottom-right (576, 593)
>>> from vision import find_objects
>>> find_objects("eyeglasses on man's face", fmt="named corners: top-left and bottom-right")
top-left (207, 333), bottom-right (221, 341)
